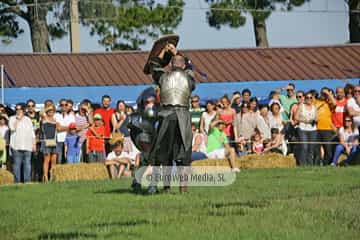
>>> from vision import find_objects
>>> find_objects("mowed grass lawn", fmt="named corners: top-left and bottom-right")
top-left (1, 167), bottom-right (360, 240)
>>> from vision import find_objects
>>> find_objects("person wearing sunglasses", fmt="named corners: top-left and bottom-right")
top-left (190, 95), bottom-right (205, 130)
top-left (25, 99), bottom-right (41, 181)
top-left (331, 116), bottom-right (358, 166)
top-left (276, 83), bottom-right (297, 120)
top-left (55, 99), bottom-right (76, 164)
top-left (294, 92), bottom-right (318, 166)
top-left (9, 103), bottom-right (36, 183)
top-left (332, 87), bottom-right (347, 130)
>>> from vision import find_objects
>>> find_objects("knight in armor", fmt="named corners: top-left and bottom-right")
top-left (147, 43), bottom-right (195, 194)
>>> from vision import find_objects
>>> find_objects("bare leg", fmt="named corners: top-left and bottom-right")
top-left (117, 164), bottom-right (126, 178)
top-left (42, 154), bottom-right (50, 182)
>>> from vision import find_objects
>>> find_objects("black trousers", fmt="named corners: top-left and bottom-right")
top-left (315, 130), bottom-right (336, 166)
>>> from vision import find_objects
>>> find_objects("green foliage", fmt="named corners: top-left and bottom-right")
top-left (80, 0), bottom-right (185, 51)
top-left (205, 0), bottom-right (308, 30)
top-left (0, 167), bottom-right (360, 239)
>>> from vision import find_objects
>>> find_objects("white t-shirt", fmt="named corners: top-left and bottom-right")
top-left (9, 116), bottom-right (35, 151)
top-left (339, 127), bottom-right (359, 144)
top-left (347, 98), bottom-right (360, 127)
top-left (201, 111), bottom-right (216, 134)
top-left (55, 112), bottom-right (76, 142)
top-left (106, 149), bottom-right (139, 164)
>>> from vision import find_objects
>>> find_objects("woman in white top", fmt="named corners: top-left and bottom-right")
top-left (268, 102), bottom-right (285, 133)
top-left (294, 92), bottom-right (318, 166)
top-left (199, 100), bottom-right (217, 135)
top-left (331, 116), bottom-right (359, 166)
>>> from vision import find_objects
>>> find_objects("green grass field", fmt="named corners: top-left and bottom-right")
top-left (1, 167), bottom-right (360, 240)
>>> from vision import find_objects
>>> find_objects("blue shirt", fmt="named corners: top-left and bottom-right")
top-left (65, 133), bottom-right (81, 155)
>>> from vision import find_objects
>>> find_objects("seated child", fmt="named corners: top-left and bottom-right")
top-left (263, 128), bottom-right (287, 155)
top-left (105, 138), bottom-right (141, 179)
top-left (251, 131), bottom-right (264, 154)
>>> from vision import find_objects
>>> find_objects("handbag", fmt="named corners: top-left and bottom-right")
top-left (44, 138), bottom-right (57, 147)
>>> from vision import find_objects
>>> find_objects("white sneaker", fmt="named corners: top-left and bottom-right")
top-left (231, 167), bottom-right (241, 173)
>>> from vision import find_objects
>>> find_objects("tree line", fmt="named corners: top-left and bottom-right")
top-left (0, 0), bottom-right (359, 52)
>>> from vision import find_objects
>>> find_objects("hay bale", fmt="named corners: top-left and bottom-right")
top-left (51, 163), bottom-right (109, 182)
top-left (0, 169), bottom-right (14, 185)
top-left (191, 153), bottom-right (296, 169)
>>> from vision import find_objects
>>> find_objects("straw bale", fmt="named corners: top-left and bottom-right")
top-left (51, 163), bottom-right (109, 182)
top-left (0, 169), bottom-right (14, 185)
top-left (191, 153), bottom-right (296, 169)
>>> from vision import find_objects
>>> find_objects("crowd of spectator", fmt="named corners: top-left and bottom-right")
top-left (0, 82), bottom-right (359, 183)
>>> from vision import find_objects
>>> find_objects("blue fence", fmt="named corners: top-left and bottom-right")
top-left (5, 78), bottom-right (359, 106)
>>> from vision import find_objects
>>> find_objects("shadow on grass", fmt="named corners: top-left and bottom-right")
top-left (94, 188), bottom-right (148, 195)
top-left (207, 200), bottom-right (271, 217)
top-left (90, 219), bottom-right (152, 228)
top-left (38, 232), bottom-right (97, 240)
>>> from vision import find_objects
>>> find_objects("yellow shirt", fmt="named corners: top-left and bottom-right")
top-left (314, 100), bottom-right (334, 130)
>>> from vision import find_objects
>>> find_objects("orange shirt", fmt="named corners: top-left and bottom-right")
top-left (332, 98), bottom-right (347, 128)
top-left (94, 108), bottom-right (115, 137)
top-left (315, 100), bottom-right (334, 130)
top-left (86, 126), bottom-right (105, 152)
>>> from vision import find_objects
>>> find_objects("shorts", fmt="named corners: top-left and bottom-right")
top-left (207, 148), bottom-right (226, 159)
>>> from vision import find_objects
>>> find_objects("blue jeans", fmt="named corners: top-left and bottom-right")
top-left (12, 149), bottom-right (32, 183)
top-left (332, 144), bottom-right (357, 165)
top-left (296, 129), bottom-right (317, 166)
top-left (67, 153), bottom-right (80, 164)
top-left (345, 146), bottom-right (360, 165)
top-left (191, 151), bottom-right (207, 161)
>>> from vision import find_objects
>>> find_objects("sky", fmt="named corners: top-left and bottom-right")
top-left (0, 0), bottom-right (349, 53)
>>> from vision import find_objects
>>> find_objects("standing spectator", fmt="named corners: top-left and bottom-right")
top-left (86, 113), bottom-right (106, 163)
top-left (25, 99), bottom-right (41, 181)
top-left (41, 105), bottom-right (57, 182)
top-left (75, 102), bottom-right (91, 162)
top-left (332, 87), bottom-right (347, 129)
top-left (9, 103), bottom-right (36, 183)
top-left (346, 85), bottom-right (360, 129)
top-left (199, 100), bottom-right (217, 135)
top-left (66, 99), bottom-right (75, 115)
top-left (64, 123), bottom-right (81, 164)
top-left (111, 100), bottom-right (134, 153)
top-left (241, 89), bottom-right (251, 103)
top-left (290, 91), bottom-right (305, 126)
top-left (55, 99), bottom-right (75, 164)
top-left (206, 120), bottom-right (240, 172)
top-left (217, 95), bottom-right (236, 141)
top-left (276, 84), bottom-right (297, 120)
top-left (231, 91), bottom-right (242, 113)
top-left (268, 102), bottom-right (285, 133)
top-left (294, 92), bottom-right (317, 166)
top-left (331, 116), bottom-right (359, 166)
top-left (249, 97), bottom-right (259, 113)
top-left (0, 114), bottom-right (9, 169)
top-left (0, 104), bottom-right (9, 118)
top-left (94, 95), bottom-right (115, 154)
top-left (256, 105), bottom-right (271, 139)
top-left (344, 83), bottom-right (354, 100)
top-left (315, 88), bottom-right (336, 165)
top-left (190, 95), bottom-right (205, 129)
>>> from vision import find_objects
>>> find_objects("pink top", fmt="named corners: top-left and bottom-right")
top-left (219, 113), bottom-right (234, 138)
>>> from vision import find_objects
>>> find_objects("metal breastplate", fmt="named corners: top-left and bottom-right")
top-left (160, 69), bottom-right (191, 107)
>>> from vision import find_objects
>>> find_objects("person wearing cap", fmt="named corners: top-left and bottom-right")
top-left (206, 119), bottom-right (240, 172)
top-left (86, 113), bottom-right (106, 162)
top-left (64, 123), bottom-right (81, 164)
top-left (41, 104), bottom-right (57, 182)
top-left (9, 103), bottom-right (36, 183)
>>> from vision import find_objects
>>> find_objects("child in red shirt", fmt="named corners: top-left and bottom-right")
top-left (86, 113), bottom-right (106, 162)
